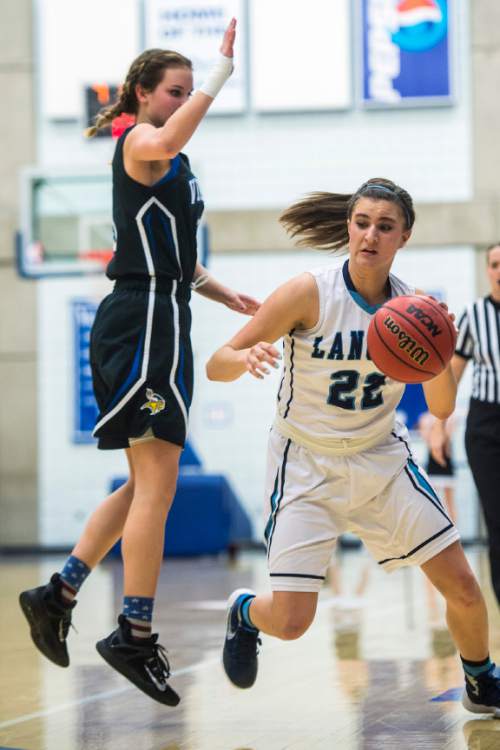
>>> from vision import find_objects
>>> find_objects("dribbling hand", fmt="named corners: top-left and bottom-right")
top-left (246, 342), bottom-right (281, 379)
top-left (220, 17), bottom-right (237, 58)
top-left (427, 296), bottom-right (457, 326)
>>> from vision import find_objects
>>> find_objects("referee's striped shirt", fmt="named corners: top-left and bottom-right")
top-left (455, 296), bottom-right (500, 403)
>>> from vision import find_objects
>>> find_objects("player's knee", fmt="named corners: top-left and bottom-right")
top-left (450, 571), bottom-right (483, 609)
top-left (275, 614), bottom-right (313, 641)
top-left (116, 476), bottom-right (134, 501)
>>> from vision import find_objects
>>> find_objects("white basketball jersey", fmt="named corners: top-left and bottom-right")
top-left (275, 260), bottom-right (415, 453)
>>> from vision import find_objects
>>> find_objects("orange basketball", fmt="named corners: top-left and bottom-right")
top-left (367, 295), bottom-right (457, 383)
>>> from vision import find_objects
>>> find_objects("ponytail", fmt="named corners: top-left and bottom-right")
top-left (280, 192), bottom-right (353, 252)
top-left (84, 98), bottom-right (128, 138)
top-left (280, 178), bottom-right (415, 252)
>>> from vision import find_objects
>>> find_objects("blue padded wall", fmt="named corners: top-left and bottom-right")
top-left (108, 472), bottom-right (253, 558)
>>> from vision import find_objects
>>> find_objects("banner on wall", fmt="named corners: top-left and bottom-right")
top-left (143, 0), bottom-right (246, 114)
top-left (72, 299), bottom-right (99, 443)
top-left (361, 0), bottom-right (452, 106)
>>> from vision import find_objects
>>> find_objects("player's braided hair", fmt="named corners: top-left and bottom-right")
top-left (85, 49), bottom-right (192, 138)
top-left (280, 177), bottom-right (415, 252)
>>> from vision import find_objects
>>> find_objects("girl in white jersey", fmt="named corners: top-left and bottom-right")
top-left (207, 178), bottom-right (500, 716)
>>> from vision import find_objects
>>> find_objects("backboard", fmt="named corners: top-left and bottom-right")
top-left (17, 168), bottom-right (114, 278)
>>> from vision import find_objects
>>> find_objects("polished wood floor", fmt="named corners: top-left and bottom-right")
top-left (2, 547), bottom-right (500, 750)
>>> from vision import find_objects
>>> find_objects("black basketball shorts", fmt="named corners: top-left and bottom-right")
top-left (90, 278), bottom-right (193, 450)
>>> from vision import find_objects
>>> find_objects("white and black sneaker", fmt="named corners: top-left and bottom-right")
top-left (96, 615), bottom-right (180, 706)
top-left (19, 573), bottom-right (75, 667)
top-left (223, 588), bottom-right (260, 689)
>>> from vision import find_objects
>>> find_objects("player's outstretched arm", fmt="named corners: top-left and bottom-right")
top-left (206, 273), bottom-right (317, 382)
top-left (128, 19), bottom-right (236, 161)
top-left (191, 261), bottom-right (260, 315)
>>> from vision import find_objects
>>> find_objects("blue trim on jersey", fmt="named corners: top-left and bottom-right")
top-left (157, 211), bottom-right (179, 269)
top-left (283, 330), bottom-right (296, 419)
top-left (153, 155), bottom-right (181, 186)
top-left (351, 290), bottom-right (380, 315)
top-left (107, 331), bottom-right (145, 411)
top-left (391, 430), bottom-right (413, 459)
top-left (266, 439), bottom-right (291, 554)
top-left (176, 341), bottom-right (189, 407)
top-left (143, 209), bottom-right (159, 269)
top-left (143, 204), bottom-right (178, 272)
top-left (407, 459), bottom-right (443, 505)
top-left (264, 470), bottom-right (280, 543)
top-left (404, 462), bottom-right (451, 523)
top-left (342, 260), bottom-right (391, 315)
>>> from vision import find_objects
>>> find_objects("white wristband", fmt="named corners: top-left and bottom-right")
top-left (198, 54), bottom-right (234, 99)
top-left (191, 273), bottom-right (209, 290)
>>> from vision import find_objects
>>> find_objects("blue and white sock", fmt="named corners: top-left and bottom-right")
top-left (59, 555), bottom-right (91, 605)
top-left (237, 594), bottom-right (257, 631)
top-left (123, 596), bottom-right (154, 640)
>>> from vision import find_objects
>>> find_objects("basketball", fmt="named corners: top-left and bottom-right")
top-left (367, 295), bottom-right (457, 383)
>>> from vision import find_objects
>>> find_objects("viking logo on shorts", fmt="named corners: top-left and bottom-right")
top-left (140, 388), bottom-right (166, 415)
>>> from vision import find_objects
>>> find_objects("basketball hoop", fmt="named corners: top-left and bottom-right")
top-left (78, 248), bottom-right (114, 269)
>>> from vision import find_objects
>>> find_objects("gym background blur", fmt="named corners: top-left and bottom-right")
top-left (1, 0), bottom-right (499, 552)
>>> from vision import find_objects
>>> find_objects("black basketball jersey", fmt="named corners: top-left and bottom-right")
top-left (106, 126), bottom-right (204, 282)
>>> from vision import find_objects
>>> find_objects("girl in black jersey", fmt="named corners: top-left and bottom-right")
top-left (19, 19), bottom-right (258, 706)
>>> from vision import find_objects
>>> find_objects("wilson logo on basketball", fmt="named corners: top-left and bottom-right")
top-left (382, 315), bottom-right (430, 366)
top-left (406, 304), bottom-right (443, 337)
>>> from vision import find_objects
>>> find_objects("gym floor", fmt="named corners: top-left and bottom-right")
top-left (1, 547), bottom-right (500, 750)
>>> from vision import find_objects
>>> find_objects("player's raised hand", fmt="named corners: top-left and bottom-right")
top-left (246, 342), bottom-right (281, 379)
top-left (220, 17), bottom-right (236, 58)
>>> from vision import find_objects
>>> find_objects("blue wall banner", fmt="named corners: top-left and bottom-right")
top-left (361, 0), bottom-right (452, 106)
top-left (72, 299), bottom-right (99, 444)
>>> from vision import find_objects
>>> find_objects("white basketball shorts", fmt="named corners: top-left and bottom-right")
top-left (264, 426), bottom-right (460, 592)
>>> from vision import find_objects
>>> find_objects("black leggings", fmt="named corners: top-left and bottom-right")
top-left (465, 398), bottom-right (500, 606)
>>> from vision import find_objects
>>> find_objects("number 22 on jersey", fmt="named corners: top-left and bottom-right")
top-left (327, 370), bottom-right (386, 411)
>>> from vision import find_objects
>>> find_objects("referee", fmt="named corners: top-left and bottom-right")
top-left (432, 243), bottom-right (500, 604)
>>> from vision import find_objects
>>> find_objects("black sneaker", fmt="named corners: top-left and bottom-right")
top-left (19, 572), bottom-right (75, 667)
top-left (462, 665), bottom-right (500, 716)
top-left (96, 615), bottom-right (180, 706)
top-left (223, 588), bottom-right (261, 689)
